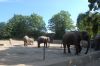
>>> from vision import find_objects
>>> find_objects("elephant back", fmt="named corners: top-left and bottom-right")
top-left (23, 35), bottom-right (29, 42)
top-left (63, 31), bottom-right (80, 44)
top-left (37, 36), bottom-right (49, 43)
top-left (28, 38), bottom-right (34, 43)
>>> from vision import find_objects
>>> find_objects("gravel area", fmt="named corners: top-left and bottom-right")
top-left (0, 40), bottom-right (95, 66)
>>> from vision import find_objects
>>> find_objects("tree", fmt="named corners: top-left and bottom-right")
top-left (77, 13), bottom-right (89, 31)
top-left (88, 0), bottom-right (100, 11)
top-left (77, 12), bottom-right (100, 38)
top-left (48, 10), bottom-right (74, 39)
top-left (30, 13), bottom-right (46, 38)
top-left (88, 0), bottom-right (100, 38)
top-left (77, 0), bottom-right (100, 38)
top-left (91, 12), bottom-right (100, 37)
top-left (77, 13), bottom-right (93, 38)
top-left (6, 15), bottom-right (26, 38)
top-left (6, 13), bottom-right (46, 38)
top-left (0, 22), bottom-right (7, 39)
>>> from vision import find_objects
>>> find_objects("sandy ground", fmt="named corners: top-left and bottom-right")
top-left (0, 39), bottom-right (95, 66)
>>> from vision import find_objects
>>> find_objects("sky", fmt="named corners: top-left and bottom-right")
top-left (0, 0), bottom-right (89, 27)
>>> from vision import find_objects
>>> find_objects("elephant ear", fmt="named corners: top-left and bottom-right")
top-left (81, 31), bottom-right (89, 40)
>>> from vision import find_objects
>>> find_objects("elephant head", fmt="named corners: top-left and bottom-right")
top-left (62, 31), bottom-right (90, 55)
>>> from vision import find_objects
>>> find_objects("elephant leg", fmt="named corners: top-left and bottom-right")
top-left (45, 42), bottom-right (47, 48)
top-left (44, 43), bottom-right (47, 48)
top-left (85, 44), bottom-right (89, 54)
top-left (24, 41), bottom-right (27, 46)
top-left (25, 43), bottom-right (27, 46)
top-left (48, 42), bottom-right (50, 48)
top-left (24, 43), bottom-right (26, 46)
top-left (75, 45), bottom-right (79, 55)
top-left (23, 40), bottom-right (25, 46)
top-left (38, 42), bottom-right (40, 48)
top-left (85, 41), bottom-right (90, 54)
top-left (67, 45), bottom-right (71, 53)
top-left (63, 43), bottom-right (66, 54)
top-left (78, 44), bottom-right (82, 53)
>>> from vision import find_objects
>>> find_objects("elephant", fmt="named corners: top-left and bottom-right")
top-left (37, 36), bottom-right (50, 48)
top-left (62, 31), bottom-right (90, 55)
top-left (23, 35), bottom-right (34, 46)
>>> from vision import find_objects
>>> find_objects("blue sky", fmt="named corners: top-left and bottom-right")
top-left (0, 0), bottom-right (89, 27)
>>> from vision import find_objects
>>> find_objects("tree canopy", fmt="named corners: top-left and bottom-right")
top-left (48, 10), bottom-right (75, 39)
top-left (77, 0), bottom-right (100, 38)
top-left (88, 0), bottom-right (100, 11)
top-left (77, 12), bottom-right (100, 38)
top-left (0, 13), bottom-right (46, 39)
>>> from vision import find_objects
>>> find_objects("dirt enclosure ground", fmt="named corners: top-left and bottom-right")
top-left (0, 39), bottom-right (94, 66)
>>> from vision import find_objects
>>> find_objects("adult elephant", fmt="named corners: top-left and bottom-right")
top-left (62, 31), bottom-right (90, 55)
top-left (23, 35), bottom-right (34, 46)
top-left (37, 36), bottom-right (50, 48)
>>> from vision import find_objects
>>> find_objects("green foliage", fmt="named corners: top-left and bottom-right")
top-left (30, 13), bottom-right (46, 38)
top-left (30, 13), bottom-right (46, 32)
top-left (91, 12), bottom-right (100, 37)
top-left (0, 13), bottom-right (46, 39)
top-left (88, 0), bottom-right (100, 11)
top-left (0, 22), bottom-right (7, 39)
top-left (77, 12), bottom-right (100, 38)
top-left (77, 0), bottom-right (100, 38)
top-left (48, 10), bottom-right (75, 39)
top-left (88, 0), bottom-right (96, 3)
top-left (7, 15), bottom-right (25, 38)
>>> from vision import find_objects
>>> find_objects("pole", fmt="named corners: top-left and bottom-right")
top-left (43, 43), bottom-right (45, 60)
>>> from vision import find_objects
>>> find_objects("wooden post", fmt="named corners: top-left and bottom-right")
top-left (9, 38), bottom-right (12, 46)
top-left (43, 43), bottom-right (45, 60)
